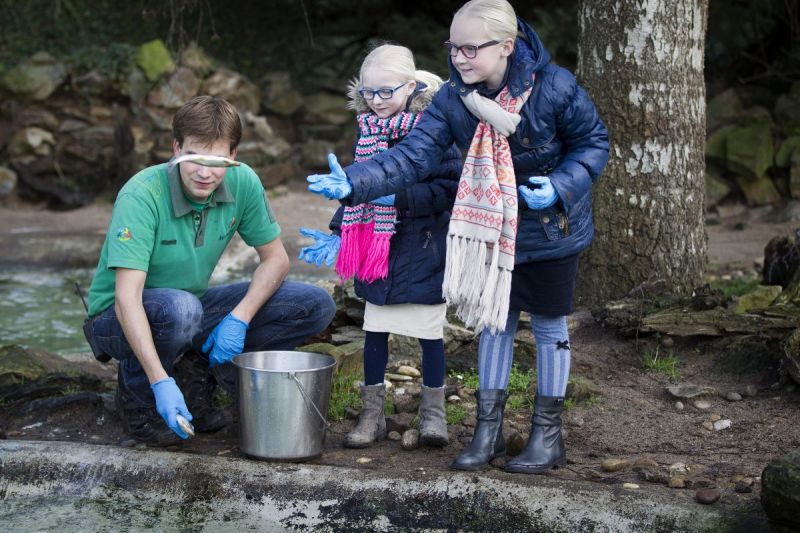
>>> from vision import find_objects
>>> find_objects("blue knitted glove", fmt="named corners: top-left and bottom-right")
top-left (202, 313), bottom-right (249, 367)
top-left (151, 377), bottom-right (193, 439)
top-left (371, 194), bottom-right (395, 206)
top-left (298, 228), bottom-right (341, 267)
top-left (307, 153), bottom-right (353, 200)
top-left (519, 176), bottom-right (559, 209)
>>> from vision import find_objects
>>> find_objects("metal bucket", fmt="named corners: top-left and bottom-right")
top-left (232, 351), bottom-right (336, 461)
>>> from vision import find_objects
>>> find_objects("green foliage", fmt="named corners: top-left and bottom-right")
top-left (67, 43), bottom-right (136, 81)
top-left (327, 372), bottom-right (362, 422)
top-left (445, 403), bottom-right (467, 426)
top-left (708, 274), bottom-right (761, 298)
top-left (641, 346), bottom-right (680, 380)
top-left (61, 384), bottom-right (82, 396)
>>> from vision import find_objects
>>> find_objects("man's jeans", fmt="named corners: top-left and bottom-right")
top-left (90, 281), bottom-right (336, 407)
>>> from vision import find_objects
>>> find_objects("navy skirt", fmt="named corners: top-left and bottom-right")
top-left (509, 253), bottom-right (580, 316)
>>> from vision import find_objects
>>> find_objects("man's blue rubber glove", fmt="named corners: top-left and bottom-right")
top-left (298, 228), bottom-right (341, 267)
top-left (519, 176), bottom-right (559, 209)
top-left (371, 194), bottom-right (395, 206)
top-left (151, 377), bottom-right (193, 439)
top-left (202, 313), bottom-right (249, 367)
top-left (307, 153), bottom-right (353, 200)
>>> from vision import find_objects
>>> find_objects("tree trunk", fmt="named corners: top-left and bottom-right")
top-left (575, 0), bottom-right (709, 306)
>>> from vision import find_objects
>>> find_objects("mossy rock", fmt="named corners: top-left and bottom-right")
top-left (761, 449), bottom-right (800, 529)
top-left (727, 121), bottom-right (774, 179)
top-left (706, 88), bottom-right (744, 133)
top-left (705, 167), bottom-right (732, 207)
top-left (776, 136), bottom-right (800, 168)
top-left (782, 330), bottom-right (800, 386)
top-left (1, 51), bottom-right (67, 101)
top-left (0, 344), bottom-right (105, 402)
top-left (733, 285), bottom-right (782, 313)
top-left (735, 175), bottom-right (781, 206)
top-left (135, 39), bottom-right (175, 82)
top-left (705, 126), bottom-right (733, 164)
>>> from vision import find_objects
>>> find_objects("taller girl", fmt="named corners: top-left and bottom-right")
top-left (308, 0), bottom-right (610, 473)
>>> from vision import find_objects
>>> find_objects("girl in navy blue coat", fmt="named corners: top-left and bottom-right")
top-left (300, 44), bottom-right (462, 449)
top-left (308, 0), bottom-right (609, 472)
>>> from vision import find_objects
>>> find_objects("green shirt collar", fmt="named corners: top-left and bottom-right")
top-left (168, 163), bottom-right (234, 217)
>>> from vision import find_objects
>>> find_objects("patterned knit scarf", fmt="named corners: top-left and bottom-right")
top-left (443, 78), bottom-right (533, 334)
top-left (336, 111), bottom-right (421, 283)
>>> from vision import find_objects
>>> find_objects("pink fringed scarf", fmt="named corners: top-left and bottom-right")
top-left (335, 111), bottom-right (421, 283)
top-left (443, 80), bottom-right (533, 334)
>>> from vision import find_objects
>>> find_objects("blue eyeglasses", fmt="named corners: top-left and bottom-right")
top-left (358, 83), bottom-right (407, 100)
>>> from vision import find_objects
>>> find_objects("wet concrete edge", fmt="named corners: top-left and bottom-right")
top-left (0, 440), bottom-right (767, 532)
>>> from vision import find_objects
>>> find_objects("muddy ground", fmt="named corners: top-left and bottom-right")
top-left (1, 188), bottom-right (799, 519)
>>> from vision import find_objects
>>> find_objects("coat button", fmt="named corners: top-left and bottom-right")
top-left (460, 88), bottom-right (465, 93)
top-left (522, 137), bottom-right (530, 144)
top-left (524, 81), bottom-right (530, 86)
top-left (542, 216), bottom-right (550, 224)
top-left (450, 82), bottom-right (456, 87)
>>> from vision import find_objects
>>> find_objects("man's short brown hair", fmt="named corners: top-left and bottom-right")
top-left (172, 95), bottom-right (242, 151)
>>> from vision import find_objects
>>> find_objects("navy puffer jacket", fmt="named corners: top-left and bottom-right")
top-left (330, 86), bottom-right (463, 306)
top-left (344, 18), bottom-right (609, 263)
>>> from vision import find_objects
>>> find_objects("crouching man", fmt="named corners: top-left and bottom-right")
top-left (85, 95), bottom-right (336, 445)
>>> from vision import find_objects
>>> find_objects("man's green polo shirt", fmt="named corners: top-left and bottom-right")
top-left (87, 162), bottom-right (280, 317)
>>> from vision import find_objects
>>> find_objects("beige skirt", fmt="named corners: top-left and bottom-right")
top-left (362, 302), bottom-right (447, 340)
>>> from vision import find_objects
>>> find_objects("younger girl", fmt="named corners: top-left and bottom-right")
top-left (300, 44), bottom-right (462, 448)
top-left (308, 1), bottom-right (609, 472)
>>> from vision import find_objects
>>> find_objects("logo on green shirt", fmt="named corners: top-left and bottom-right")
top-left (116, 227), bottom-right (132, 242)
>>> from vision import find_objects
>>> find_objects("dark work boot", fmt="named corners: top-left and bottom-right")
top-left (504, 395), bottom-right (566, 474)
top-left (115, 373), bottom-right (181, 447)
top-left (450, 389), bottom-right (509, 471)
top-left (173, 351), bottom-right (231, 433)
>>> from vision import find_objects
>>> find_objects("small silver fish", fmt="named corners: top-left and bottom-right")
top-left (176, 414), bottom-right (195, 437)
top-left (169, 154), bottom-right (241, 168)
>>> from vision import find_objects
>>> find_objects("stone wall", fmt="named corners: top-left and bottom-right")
top-left (0, 41), bottom-right (356, 209)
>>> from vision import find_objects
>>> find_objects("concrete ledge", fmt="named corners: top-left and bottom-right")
top-left (0, 440), bottom-right (767, 531)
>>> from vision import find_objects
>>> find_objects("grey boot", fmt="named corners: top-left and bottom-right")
top-left (419, 385), bottom-right (449, 447)
top-left (344, 383), bottom-right (387, 448)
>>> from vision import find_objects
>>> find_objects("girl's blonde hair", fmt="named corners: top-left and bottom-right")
top-left (454, 0), bottom-right (518, 41)
top-left (358, 44), bottom-right (443, 98)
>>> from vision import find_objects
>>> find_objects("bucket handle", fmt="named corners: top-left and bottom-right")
top-left (289, 372), bottom-right (331, 430)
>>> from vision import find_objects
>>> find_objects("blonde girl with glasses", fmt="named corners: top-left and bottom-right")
top-left (300, 44), bottom-right (463, 449)
top-left (308, 0), bottom-right (610, 473)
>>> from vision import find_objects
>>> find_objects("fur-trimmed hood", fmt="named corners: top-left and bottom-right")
top-left (346, 77), bottom-right (438, 114)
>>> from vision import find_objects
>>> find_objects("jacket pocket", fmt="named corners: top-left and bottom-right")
top-left (539, 208), bottom-right (570, 241)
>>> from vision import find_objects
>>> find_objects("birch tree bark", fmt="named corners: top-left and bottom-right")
top-left (575, 0), bottom-right (709, 305)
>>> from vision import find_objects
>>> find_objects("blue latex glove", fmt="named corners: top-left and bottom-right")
top-left (307, 153), bottom-right (353, 200)
top-left (298, 228), bottom-right (341, 267)
top-left (371, 194), bottom-right (395, 206)
top-left (202, 313), bottom-right (249, 367)
top-left (151, 377), bottom-right (193, 439)
top-left (519, 176), bottom-right (559, 209)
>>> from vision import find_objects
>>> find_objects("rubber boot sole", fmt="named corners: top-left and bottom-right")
top-left (504, 455), bottom-right (567, 474)
top-left (449, 450), bottom-right (505, 471)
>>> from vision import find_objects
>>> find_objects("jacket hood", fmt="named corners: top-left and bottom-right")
top-left (447, 17), bottom-right (551, 98)
top-left (347, 78), bottom-right (437, 114)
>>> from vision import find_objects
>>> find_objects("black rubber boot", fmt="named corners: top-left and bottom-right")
top-left (115, 373), bottom-right (181, 447)
top-left (173, 351), bottom-right (231, 433)
top-left (504, 395), bottom-right (566, 474)
top-left (450, 389), bottom-right (509, 471)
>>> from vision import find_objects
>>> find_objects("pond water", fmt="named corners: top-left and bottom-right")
top-left (0, 267), bottom-right (94, 356)
top-left (0, 267), bottom-right (331, 358)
